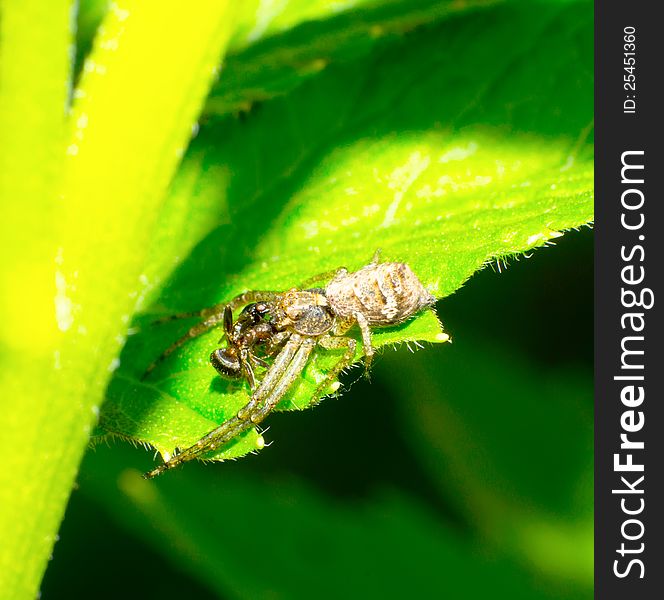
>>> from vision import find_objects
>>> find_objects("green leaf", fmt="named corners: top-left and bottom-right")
top-left (100, 0), bottom-right (593, 465)
top-left (76, 0), bottom-right (489, 111)
top-left (209, 0), bottom-right (502, 116)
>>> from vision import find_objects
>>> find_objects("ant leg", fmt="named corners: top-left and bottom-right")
top-left (246, 331), bottom-right (287, 371)
top-left (310, 335), bottom-right (357, 405)
top-left (239, 349), bottom-right (258, 390)
top-left (143, 335), bottom-right (313, 479)
top-left (264, 331), bottom-right (290, 356)
top-left (249, 355), bottom-right (271, 369)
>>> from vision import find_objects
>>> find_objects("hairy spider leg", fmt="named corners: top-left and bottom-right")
top-left (245, 336), bottom-right (316, 423)
top-left (235, 333), bottom-right (309, 420)
top-left (308, 334), bottom-right (358, 406)
top-left (148, 302), bottom-right (227, 326)
top-left (142, 414), bottom-right (248, 479)
top-left (331, 313), bottom-right (374, 376)
top-left (143, 334), bottom-right (314, 479)
top-left (142, 311), bottom-right (226, 379)
top-left (148, 290), bottom-right (281, 325)
top-left (297, 268), bottom-right (345, 290)
top-left (142, 290), bottom-right (280, 379)
top-left (225, 290), bottom-right (280, 312)
top-left (297, 249), bottom-right (381, 291)
top-left (354, 312), bottom-right (374, 374)
top-left (144, 335), bottom-right (305, 478)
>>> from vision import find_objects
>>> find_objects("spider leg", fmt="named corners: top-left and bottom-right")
top-left (236, 333), bottom-right (302, 420)
top-left (354, 312), bottom-right (374, 376)
top-left (249, 354), bottom-right (271, 370)
top-left (142, 311), bottom-right (227, 379)
top-left (309, 335), bottom-right (357, 406)
top-left (142, 292), bottom-right (280, 380)
top-left (143, 334), bottom-right (313, 479)
top-left (142, 414), bottom-right (253, 479)
top-left (244, 336), bottom-right (315, 423)
top-left (149, 291), bottom-right (280, 325)
top-left (147, 303), bottom-right (226, 326)
top-left (298, 249), bottom-right (380, 290)
top-left (299, 268), bottom-right (347, 289)
top-left (225, 290), bottom-right (280, 311)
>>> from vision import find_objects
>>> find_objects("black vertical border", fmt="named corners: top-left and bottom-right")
top-left (595, 2), bottom-right (663, 598)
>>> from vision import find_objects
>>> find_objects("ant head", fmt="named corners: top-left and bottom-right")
top-left (245, 302), bottom-right (272, 322)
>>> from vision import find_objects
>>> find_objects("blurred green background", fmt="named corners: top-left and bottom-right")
top-left (43, 228), bottom-right (592, 599)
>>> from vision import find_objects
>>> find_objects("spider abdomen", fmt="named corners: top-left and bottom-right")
top-left (325, 262), bottom-right (435, 326)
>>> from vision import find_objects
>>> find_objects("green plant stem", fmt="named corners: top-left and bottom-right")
top-left (0, 2), bottom-right (236, 597)
top-left (0, 1), bottom-right (72, 596)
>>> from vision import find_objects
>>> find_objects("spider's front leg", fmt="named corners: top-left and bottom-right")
top-left (242, 335), bottom-right (316, 423)
top-left (142, 310), bottom-right (227, 379)
top-left (150, 290), bottom-right (280, 325)
top-left (142, 413), bottom-right (252, 479)
top-left (225, 290), bottom-right (280, 312)
top-left (142, 290), bottom-right (279, 380)
top-left (298, 267), bottom-right (347, 290)
top-left (143, 334), bottom-right (314, 479)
